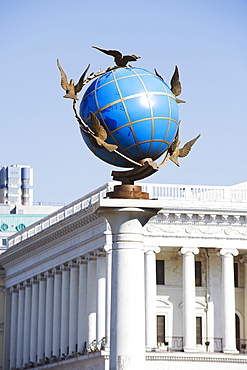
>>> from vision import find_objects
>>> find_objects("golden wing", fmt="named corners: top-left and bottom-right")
top-left (170, 65), bottom-right (182, 97)
top-left (169, 130), bottom-right (180, 154)
top-left (179, 134), bottom-right (201, 158)
top-left (90, 112), bottom-right (107, 141)
top-left (75, 64), bottom-right (90, 93)
top-left (154, 68), bottom-right (164, 81)
top-left (57, 59), bottom-right (69, 91)
top-left (92, 46), bottom-right (122, 58)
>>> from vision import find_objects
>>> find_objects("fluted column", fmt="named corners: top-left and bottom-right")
top-left (23, 281), bottom-right (32, 365)
top-left (9, 287), bottom-right (18, 370)
top-left (69, 261), bottom-right (79, 354)
top-left (180, 247), bottom-right (199, 352)
top-left (96, 251), bottom-right (106, 349)
top-left (77, 257), bottom-right (88, 353)
top-left (220, 248), bottom-right (239, 353)
top-left (16, 284), bottom-right (25, 368)
top-left (144, 246), bottom-right (160, 350)
top-left (30, 278), bottom-right (39, 363)
top-left (52, 268), bottom-right (62, 357)
top-left (37, 274), bottom-right (46, 363)
top-left (45, 271), bottom-right (54, 359)
top-left (104, 245), bottom-right (112, 350)
top-left (86, 255), bottom-right (97, 348)
top-left (60, 264), bottom-right (70, 355)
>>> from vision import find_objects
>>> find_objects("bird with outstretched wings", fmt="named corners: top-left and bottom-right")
top-left (154, 66), bottom-right (186, 103)
top-left (92, 46), bottom-right (140, 67)
top-left (82, 112), bottom-right (118, 152)
top-left (57, 60), bottom-right (90, 100)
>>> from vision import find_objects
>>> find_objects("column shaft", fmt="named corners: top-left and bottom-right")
top-left (105, 248), bottom-right (112, 349)
top-left (96, 255), bottom-right (106, 349)
top-left (30, 280), bottom-right (39, 363)
top-left (69, 264), bottom-right (79, 354)
top-left (181, 247), bottom-right (199, 352)
top-left (37, 278), bottom-right (46, 362)
top-left (9, 290), bottom-right (18, 369)
top-left (23, 284), bottom-right (32, 365)
top-left (60, 267), bottom-right (70, 355)
top-left (220, 248), bottom-right (238, 353)
top-left (52, 271), bottom-right (62, 357)
top-left (145, 248), bottom-right (159, 350)
top-left (3, 289), bottom-right (11, 370)
top-left (77, 261), bottom-right (87, 353)
top-left (16, 287), bottom-right (25, 368)
top-left (87, 258), bottom-right (97, 348)
top-left (45, 274), bottom-right (54, 359)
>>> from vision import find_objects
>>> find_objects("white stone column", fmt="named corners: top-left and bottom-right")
top-left (87, 255), bottom-right (97, 349)
top-left (3, 288), bottom-right (11, 370)
top-left (98, 205), bottom-right (158, 370)
top-left (69, 261), bottom-right (79, 354)
top-left (60, 264), bottom-right (70, 355)
top-left (23, 281), bottom-right (32, 365)
top-left (30, 278), bottom-right (39, 363)
top-left (9, 287), bottom-right (18, 370)
top-left (241, 256), bottom-right (247, 340)
top-left (180, 247), bottom-right (199, 352)
top-left (37, 275), bottom-right (46, 363)
top-left (96, 251), bottom-right (106, 349)
top-left (104, 245), bottom-right (112, 350)
top-left (77, 258), bottom-right (88, 354)
top-left (16, 284), bottom-right (25, 368)
top-left (52, 268), bottom-right (62, 357)
top-left (144, 246), bottom-right (160, 350)
top-left (220, 248), bottom-right (239, 353)
top-left (45, 271), bottom-right (54, 359)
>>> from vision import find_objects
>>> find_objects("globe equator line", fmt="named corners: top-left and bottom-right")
top-left (84, 92), bottom-right (176, 123)
top-left (112, 69), bottom-right (143, 158)
top-left (109, 116), bottom-right (179, 134)
top-left (131, 68), bottom-right (155, 158)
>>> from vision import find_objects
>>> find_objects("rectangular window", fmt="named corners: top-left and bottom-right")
top-left (2, 239), bottom-right (7, 246)
top-left (156, 260), bottom-right (164, 285)
top-left (157, 315), bottom-right (165, 344)
top-left (195, 261), bottom-right (202, 286)
top-left (234, 262), bottom-right (239, 287)
top-left (196, 316), bottom-right (202, 345)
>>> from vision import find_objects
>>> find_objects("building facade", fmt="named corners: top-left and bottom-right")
top-left (0, 165), bottom-right (33, 206)
top-left (1, 182), bottom-right (247, 369)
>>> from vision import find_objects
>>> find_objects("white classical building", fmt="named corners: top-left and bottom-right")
top-left (1, 181), bottom-right (247, 370)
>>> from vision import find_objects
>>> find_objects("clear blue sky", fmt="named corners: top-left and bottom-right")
top-left (1, 0), bottom-right (246, 205)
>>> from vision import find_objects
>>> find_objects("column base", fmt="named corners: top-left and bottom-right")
top-left (223, 348), bottom-right (239, 354)
top-left (183, 347), bottom-right (199, 353)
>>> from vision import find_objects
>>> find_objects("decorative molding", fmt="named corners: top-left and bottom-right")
top-left (145, 355), bottom-right (247, 363)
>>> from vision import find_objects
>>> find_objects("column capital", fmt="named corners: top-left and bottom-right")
top-left (30, 277), bottom-right (39, 285)
top-left (144, 246), bottom-right (160, 254)
top-left (23, 280), bottom-right (32, 288)
top-left (16, 283), bottom-right (25, 291)
top-left (60, 263), bottom-right (70, 272)
top-left (86, 253), bottom-right (97, 261)
top-left (179, 247), bottom-right (199, 255)
top-left (94, 249), bottom-right (106, 258)
top-left (37, 273), bottom-right (46, 281)
top-left (76, 256), bottom-right (87, 264)
top-left (10, 286), bottom-right (18, 294)
top-left (104, 244), bottom-right (112, 253)
top-left (44, 270), bottom-right (54, 279)
top-left (219, 248), bottom-right (238, 257)
top-left (68, 260), bottom-right (79, 268)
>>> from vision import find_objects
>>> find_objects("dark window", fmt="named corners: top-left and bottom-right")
top-left (234, 262), bottom-right (239, 287)
top-left (157, 315), bottom-right (165, 344)
top-left (196, 316), bottom-right (202, 344)
top-left (156, 260), bottom-right (164, 285)
top-left (195, 261), bottom-right (202, 286)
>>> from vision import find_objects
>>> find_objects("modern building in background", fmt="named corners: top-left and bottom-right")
top-left (0, 165), bottom-right (33, 206)
top-left (1, 181), bottom-right (247, 369)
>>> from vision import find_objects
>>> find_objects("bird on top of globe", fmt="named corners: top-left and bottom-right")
top-left (57, 46), bottom-right (200, 185)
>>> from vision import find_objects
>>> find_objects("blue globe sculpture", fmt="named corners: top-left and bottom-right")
top-left (79, 67), bottom-right (179, 167)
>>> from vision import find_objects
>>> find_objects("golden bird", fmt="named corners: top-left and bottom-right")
top-left (166, 131), bottom-right (201, 167)
top-left (57, 60), bottom-right (90, 100)
top-left (154, 66), bottom-right (186, 103)
top-left (92, 46), bottom-right (140, 67)
top-left (82, 112), bottom-right (118, 152)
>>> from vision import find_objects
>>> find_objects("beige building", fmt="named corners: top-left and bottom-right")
top-left (0, 182), bottom-right (247, 369)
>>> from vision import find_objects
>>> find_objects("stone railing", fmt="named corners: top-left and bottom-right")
top-left (7, 182), bottom-right (247, 248)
